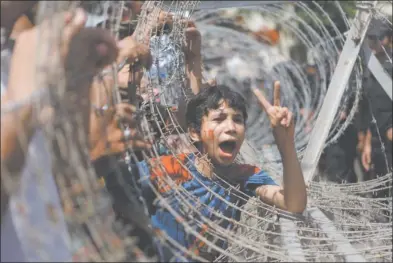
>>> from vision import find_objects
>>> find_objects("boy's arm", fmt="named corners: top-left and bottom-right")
top-left (255, 143), bottom-right (306, 213)
top-left (252, 81), bottom-right (307, 213)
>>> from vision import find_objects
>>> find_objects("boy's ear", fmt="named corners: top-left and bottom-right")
top-left (188, 127), bottom-right (201, 142)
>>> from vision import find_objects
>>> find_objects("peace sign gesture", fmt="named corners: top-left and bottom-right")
top-left (252, 81), bottom-right (295, 146)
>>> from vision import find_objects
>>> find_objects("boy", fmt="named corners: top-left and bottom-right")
top-left (136, 82), bottom-right (307, 261)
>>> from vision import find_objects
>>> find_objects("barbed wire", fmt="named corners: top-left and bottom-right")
top-left (0, 0), bottom-right (391, 262)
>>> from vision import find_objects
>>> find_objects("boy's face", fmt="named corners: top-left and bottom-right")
top-left (194, 100), bottom-right (246, 166)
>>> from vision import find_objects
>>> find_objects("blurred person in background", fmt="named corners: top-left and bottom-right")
top-left (1, 4), bottom-right (153, 261)
top-left (314, 45), bottom-right (359, 184)
top-left (357, 26), bottom-right (392, 189)
top-left (1, 5), bottom-right (90, 261)
top-left (318, 90), bottom-right (358, 183)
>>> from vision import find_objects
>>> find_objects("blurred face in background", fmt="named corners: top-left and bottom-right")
top-left (367, 35), bottom-right (383, 54)
top-left (381, 35), bottom-right (392, 49)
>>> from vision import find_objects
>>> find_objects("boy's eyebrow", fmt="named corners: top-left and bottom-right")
top-left (209, 109), bottom-right (244, 119)
top-left (209, 108), bottom-right (225, 115)
top-left (233, 112), bottom-right (244, 119)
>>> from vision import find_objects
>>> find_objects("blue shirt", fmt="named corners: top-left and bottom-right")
top-left (137, 153), bottom-right (277, 261)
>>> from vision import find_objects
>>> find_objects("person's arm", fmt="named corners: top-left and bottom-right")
top-left (89, 37), bottom-right (152, 161)
top-left (252, 81), bottom-right (307, 213)
top-left (361, 128), bottom-right (373, 171)
top-left (0, 14), bottom-right (35, 171)
top-left (1, 9), bottom-right (96, 220)
top-left (186, 55), bottom-right (203, 95)
top-left (1, 95), bottom-right (36, 174)
top-left (184, 22), bottom-right (203, 95)
top-left (255, 142), bottom-right (307, 213)
top-left (1, 10), bottom-right (40, 173)
top-left (357, 131), bottom-right (365, 152)
top-left (386, 127), bottom-right (392, 142)
top-left (1, 10), bottom-right (87, 173)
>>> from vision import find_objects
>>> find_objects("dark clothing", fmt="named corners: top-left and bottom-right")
top-left (92, 156), bottom-right (161, 260)
top-left (358, 56), bottom-right (393, 181)
top-left (364, 77), bottom-right (392, 136)
top-left (363, 60), bottom-right (392, 160)
top-left (320, 122), bottom-right (359, 183)
top-left (320, 89), bottom-right (358, 183)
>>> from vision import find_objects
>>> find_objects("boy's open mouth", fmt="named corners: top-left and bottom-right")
top-left (218, 141), bottom-right (237, 155)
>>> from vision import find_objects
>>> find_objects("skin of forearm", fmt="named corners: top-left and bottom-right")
top-left (89, 76), bottom-right (115, 158)
top-left (365, 128), bottom-right (372, 147)
top-left (386, 127), bottom-right (392, 141)
top-left (186, 55), bottom-right (202, 95)
top-left (1, 95), bottom-right (36, 174)
top-left (279, 142), bottom-right (307, 213)
top-left (358, 131), bottom-right (365, 143)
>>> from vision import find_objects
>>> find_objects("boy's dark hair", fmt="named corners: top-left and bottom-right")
top-left (185, 85), bottom-right (248, 133)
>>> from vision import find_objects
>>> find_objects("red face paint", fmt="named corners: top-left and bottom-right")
top-left (208, 129), bottom-right (214, 140)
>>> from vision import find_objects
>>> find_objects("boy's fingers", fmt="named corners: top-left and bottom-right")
top-left (273, 81), bottom-right (281, 107)
top-left (252, 87), bottom-right (272, 112)
top-left (276, 108), bottom-right (285, 121)
top-left (286, 111), bottom-right (293, 128)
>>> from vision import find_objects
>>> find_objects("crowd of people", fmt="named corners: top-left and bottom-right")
top-left (316, 25), bottom-right (392, 189)
top-left (0, 1), bottom-right (390, 262)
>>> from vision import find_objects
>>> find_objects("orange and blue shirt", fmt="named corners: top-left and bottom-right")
top-left (136, 153), bottom-right (277, 261)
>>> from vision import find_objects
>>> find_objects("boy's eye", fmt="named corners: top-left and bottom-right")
top-left (233, 116), bottom-right (244, 123)
top-left (212, 115), bottom-right (225, 122)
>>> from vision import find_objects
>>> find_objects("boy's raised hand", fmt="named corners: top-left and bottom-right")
top-left (252, 81), bottom-right (295, 147)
